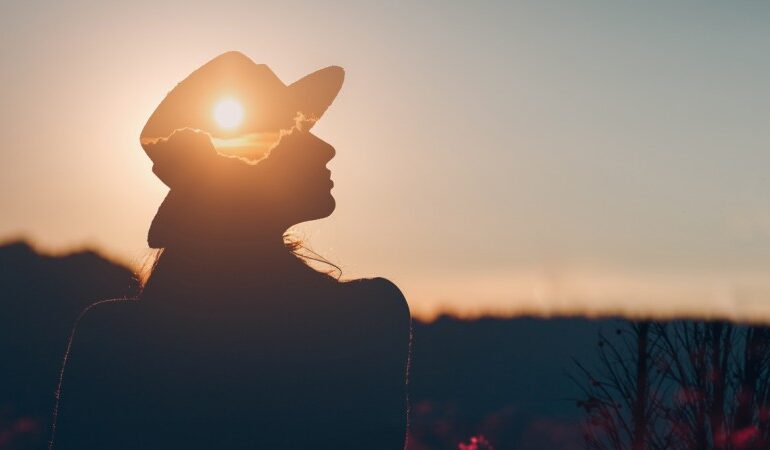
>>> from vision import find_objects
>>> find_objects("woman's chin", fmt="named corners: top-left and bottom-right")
top-left (318, 194), bottom-right (336, 218)
top-left (296, 194), bottom-right (336, 223)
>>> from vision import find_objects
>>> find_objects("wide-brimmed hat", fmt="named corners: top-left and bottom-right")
top-left (141, 51), bottom-right (344, 167)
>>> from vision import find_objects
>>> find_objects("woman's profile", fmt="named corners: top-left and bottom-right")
top-left (53, 52), bottom-right (412, 450)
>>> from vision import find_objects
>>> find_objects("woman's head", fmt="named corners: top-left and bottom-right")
top-left (144, 125), bottom-right (336, 248)
top-left (140, 53), bottom-right (345, 250)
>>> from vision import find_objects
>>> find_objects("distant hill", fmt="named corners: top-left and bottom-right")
top-left (0, 240), bottom-right (140, 450)
top-left (0, 240), bottom-right (611, 450)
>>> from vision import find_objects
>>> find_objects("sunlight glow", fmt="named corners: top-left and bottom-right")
top-left (211, 132), bottom-right (281, 162)
top-left (213, 98), bottom-right (244, 129)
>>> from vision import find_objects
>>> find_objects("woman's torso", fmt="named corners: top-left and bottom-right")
top-left (54, 251), bottom-right (411, 449)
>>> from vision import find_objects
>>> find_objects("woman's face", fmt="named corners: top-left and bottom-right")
top-left (255, 129), bottom-right (337, 229)
top-left (145, 127), bottom-right (336, 238)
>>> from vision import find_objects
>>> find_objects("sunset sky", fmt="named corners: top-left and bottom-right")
top-left (2, 1), bottom-right (770, 320)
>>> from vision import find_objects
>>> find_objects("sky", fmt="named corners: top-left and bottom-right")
top-left (2, 0), bottom-right (770, 321)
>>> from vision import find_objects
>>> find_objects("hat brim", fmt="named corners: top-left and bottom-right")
top-left (285, 65), bottom-right (345, 130)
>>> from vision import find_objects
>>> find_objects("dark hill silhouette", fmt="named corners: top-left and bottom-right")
top-left (408, 316), bottom-right (602, 450)
top-left (0, 240), bottom-right (607, 450)
top-left (0, 240), bottom-right (139, 450)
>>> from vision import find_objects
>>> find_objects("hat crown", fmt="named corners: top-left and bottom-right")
top-left (141, 52), bottom-right (292, 143)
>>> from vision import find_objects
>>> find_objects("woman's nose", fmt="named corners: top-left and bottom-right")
top-left (301, 132), bottom-right (335, 164)
top-left (271, 130), bottom-right (335, 166)
top-left (317, 137), bottom-right (336, 164)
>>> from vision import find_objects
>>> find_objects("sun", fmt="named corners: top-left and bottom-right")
top-left (213, 98), bottom-right (244, 129)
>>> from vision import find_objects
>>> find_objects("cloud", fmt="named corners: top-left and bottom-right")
top-left (142, 111), bottom-right (320, 166)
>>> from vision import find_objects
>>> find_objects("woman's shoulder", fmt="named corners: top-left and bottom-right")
top-left (340, 277), bottom-right (411, 325)
top-left (75, 297), bottom-right (140, 328)
top-left (67, 298), bottom-right (142, 356)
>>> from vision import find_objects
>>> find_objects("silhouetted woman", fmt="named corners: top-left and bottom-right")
top-left (53, 54), bottom-right (411, 450)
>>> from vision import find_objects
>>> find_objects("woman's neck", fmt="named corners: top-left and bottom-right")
top-left (160, 235), bottom-right (299, 272)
